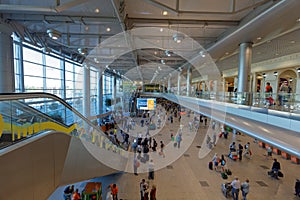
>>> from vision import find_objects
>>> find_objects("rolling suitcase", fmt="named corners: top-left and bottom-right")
top-left (209, 161), bottom-right (213, 170)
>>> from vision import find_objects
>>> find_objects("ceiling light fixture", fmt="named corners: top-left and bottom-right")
top-left (106, 27), bottom-right (111, 32)
top-left (160, 28), bottom-right (163, 32)
top-left (78, 48), bottom-right (88, 55)
top-left (173, 33), bottom-right (184, 43)
top-left (95, 8), bottom-right (100, 13)
top-left (47, 29), bottom-right (61, 40)
top-left (199, 51), bottom-right (206, 58)
top-left (162, 11), bottom-right (168, 16)
top-left (297, 68), bottom-right (300, 73)
top-left (262, 73), bottom-right (267, 78)
top-left (273, 71), bottom-right (278, 77)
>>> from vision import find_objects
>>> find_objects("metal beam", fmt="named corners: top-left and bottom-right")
top-left (55, 0), bottom-right (89, 12)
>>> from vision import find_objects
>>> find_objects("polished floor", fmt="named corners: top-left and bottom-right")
top-left (49, 110), bottom-right (300, 200)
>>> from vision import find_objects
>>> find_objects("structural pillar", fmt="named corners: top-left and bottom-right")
top-left (237, 42), bottom-right (252, 92)
top-left (0, 30), bottom-right (15, 93)
top-left (97, 69), bottom-right (103, 114)
top-left (168, 76), bottom-right (171, 93)
top-left (186, 65), bottom-right (192, 96)
top-left (83, 64), bottom-right (91, 118)
top-left (177, 71), bottom-right (181, 95)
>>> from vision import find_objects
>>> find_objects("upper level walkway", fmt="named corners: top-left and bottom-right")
top-left (141, 92), bottom-right (300, 158)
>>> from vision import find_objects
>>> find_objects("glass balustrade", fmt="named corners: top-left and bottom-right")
top-left (0, 93), bottom-right (125, 156)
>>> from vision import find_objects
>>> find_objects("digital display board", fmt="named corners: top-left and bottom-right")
top-left (137, 98), bottom-right (156, 110)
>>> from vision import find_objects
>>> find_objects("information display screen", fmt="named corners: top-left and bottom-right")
top-left (136, 98), bottom-right (156, 110)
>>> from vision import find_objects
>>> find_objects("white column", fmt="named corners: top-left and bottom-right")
top-left (83, 64), bottom-right (91, 118)
top-left (186, 65), bottom-right (191, 96)
top-left (177, 71), bottom-right (181, 95)
top-left (237, 42), bottom-right (252, 92)
top-left (0, 31), bottom-right (15, 93)
top-left (97, 69), bottom-right (103, 114)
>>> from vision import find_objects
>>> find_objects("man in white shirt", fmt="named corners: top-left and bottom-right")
top-left (148, 159), bottom-right (155, 180)
top-left (231, 177), bottom-right (241, 200)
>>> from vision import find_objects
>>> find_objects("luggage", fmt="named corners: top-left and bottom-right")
top-left (225, 169), bottom-right (232, 175)
top-left (221, 172), bottom-right (228, 179)
top-left (278, 171), bottom-right (284, 177)
top-left (174, 142), bottom-right (177, 147)
top-left (209, 161), bottom-right (213, 170)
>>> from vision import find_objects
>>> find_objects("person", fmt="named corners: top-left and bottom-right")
top-left (63, 185), bottom-right (74, 200)
top-left (176, 133), bottom-right (182, 148)
top-left (107, 183), bottom-right (118, 200)
top-left (270, 158), bottom-right (281, 179)
top-left (231, 177), bottom-right (241, 200)
top-left (148, 159), bottom-right (155, 180)
top-left (140, 179), bottom-right (148, 200)
top-left (150, 185), bottom-right (156, 200)
top-left (72, 189), bottom-right (81, 200)
top-left (220, 154), bottom-right (226, 172)
top-left (212, 153), bottom-right (219, 171)
top-left (238, 144), bottom-right (243, 160)
top-left (241, 179), bottom-right (250, 200)
top-left (295, 179), bottom-right (300, 197)
top-left (279, 81), bottom-right (288, 106)
top-left (229, 142), bottom-right (236, 154)
top-left (243, 142), bottom-right (252, 158)
top-left (266, 146), bottom-right (272, 159)
top-left (159, 141), bottom-right (165, 157)
top-left (134, 156), bottom-right (140, 175)
top-left (265, 82), bottom-right (273, 93)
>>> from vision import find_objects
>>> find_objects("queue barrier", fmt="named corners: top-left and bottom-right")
top-left (291, 156), bottom-right (300, 164)
top-left (272, 148), bottom-right (281, 155)
top-left (258, 141), bottom-right (265, 148)
top-left (281, 151), bottom-right (291, 160)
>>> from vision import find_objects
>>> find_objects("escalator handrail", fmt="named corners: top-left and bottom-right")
top-left (0, 92), bottom-right (123, 149)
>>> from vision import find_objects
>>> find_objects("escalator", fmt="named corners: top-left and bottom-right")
top-left (0, 93), bottom-right (128, 200)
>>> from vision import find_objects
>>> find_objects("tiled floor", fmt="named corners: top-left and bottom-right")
top-left (49, 107), bottom-right (300, 200)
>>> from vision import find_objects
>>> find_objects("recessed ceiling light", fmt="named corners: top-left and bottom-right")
top-left (47, 29), bottom-right (61, 40)
top-left (106, 27), bottom-right (111, 32)
top-left (290, 40), bottom-right (296, 44)
top-left (162, 11), bottom-right (168, 16)
top-left (95, 8), bottom-right (100, 13)
top-left (225, 52), bottom-right (229, 55)
top-left (257, 37), bottom-right (262, 40)
top-left (154, 51), bottom-right (157, 55)
top-left (160, 28), bottom-right (163, 32)
top-left (78, 48), bottom-right (88, 55)
top-left (296, 18), bottom-right (300, 22)
top-left (85, 26), bottom-right (89, 31)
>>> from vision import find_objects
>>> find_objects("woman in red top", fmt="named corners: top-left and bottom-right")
top-left (72, 189), bottom-right (81, 200)
top-left (150, 185), bottom-right (156, 200)
top-left (108, 183), bottom-right (118, 200)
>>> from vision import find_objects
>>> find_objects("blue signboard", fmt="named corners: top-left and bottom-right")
top-left (136, 98), bottom-right (156, 110)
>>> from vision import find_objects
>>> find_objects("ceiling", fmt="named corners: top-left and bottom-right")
top-left (1, 0), bottom-right (300, 84)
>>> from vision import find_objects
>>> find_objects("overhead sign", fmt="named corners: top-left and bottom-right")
top-left (137, 98), bottom-right (156, 110)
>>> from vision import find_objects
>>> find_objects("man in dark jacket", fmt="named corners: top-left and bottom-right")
top-left (271, 158), bottom-right (281, 179)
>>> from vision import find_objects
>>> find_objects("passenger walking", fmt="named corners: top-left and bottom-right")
top-left (241, 179), bottom-right (250, 200)
top-left (148, 159), bottom-right (155, 180)
top-left (107, 183), bottom-right (118, 200)
top-left (176, 133), bottom-right (182, 148)
top-left (238, 144), bottom-right (243, 160)
top-left (231, 177), bottom-right (241, 200)
top-left (212, 153), bottom-right (220, 171)
top-left (220, 154), bottom-right (226, 172)
top-left (150, 185), bottom-right (157, 200)
top-left (159, 141), bottom-right (165, 157)
top-left (140, 179), bottom-right (148, 200)
top-left (270, 158), bottom-right (281, 179)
